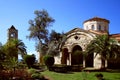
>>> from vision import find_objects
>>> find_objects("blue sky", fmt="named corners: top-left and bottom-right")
top-left (0, 0), bottom-right (120, 59)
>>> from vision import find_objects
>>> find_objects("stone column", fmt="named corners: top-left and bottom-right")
top-left (69, 52), bottom-right (71, 65)
top-left (83, 56), bottom-right (85, 68)
top-left (105, 59), bottom-right (107, 68)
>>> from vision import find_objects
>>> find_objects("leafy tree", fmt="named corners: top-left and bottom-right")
top-left (47, 30), bottom-right (63, 56)
top-left (27, 9), bottom-right (55, 44)
top-left (36, 43), bottom-right (48, 64)
top-left (49, 30), bottom-right (62, 41)
top-left (27, 9), bottom-right (55, 64)
top-left (36, 30), bottom-right (64, 64)
top-left (0, 43), bottom-right (6, 61)
top-left (0, 43), bottom-right (6, 70)
top-left (86, 34), bottom-right (120, 69)
top-left (24, 54), bottom-right (36, 68)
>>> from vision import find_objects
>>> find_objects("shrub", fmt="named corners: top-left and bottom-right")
top-left (27, 68), bottom-right (38, 74)
top-left (95, 73), bottom-right (104, 80)
top-left (24, 54), bottom-right (36, 68)
top-left (49, 64), bottom-right (68, 73)
top-left (31, 73), bottom-right (45, 79)
top-left (44, 55), bottom-right (55, 67)
top-left (28, 68), bottom-right (46, 80)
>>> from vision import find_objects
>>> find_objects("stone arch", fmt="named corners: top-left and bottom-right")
top-left (61, 48), bottom-right (69, 64)
top-left (71, 45), bottom-right (83, 65)
top-left (98, 24), bottom-right (101, 31)
top-left (70, 43), bottom-right (83, 52)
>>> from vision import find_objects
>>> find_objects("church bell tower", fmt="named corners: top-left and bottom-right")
top-left (8, 25), bottom-right (18, 40)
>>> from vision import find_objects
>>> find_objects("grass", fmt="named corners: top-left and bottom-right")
top-left (42, 70), bottom-right (120, 80)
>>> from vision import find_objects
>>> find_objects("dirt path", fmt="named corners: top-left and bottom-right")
top-left (44, 76), bottom-right (53, 80)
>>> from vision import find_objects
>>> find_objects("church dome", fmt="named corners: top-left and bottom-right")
top-left (83, 17), bottom-right (109, 32)
top-left (83, 17), bottom-right (110, 23)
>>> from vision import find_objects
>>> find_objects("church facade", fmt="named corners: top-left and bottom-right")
top-left (54, 17), bottom-right (120, 69)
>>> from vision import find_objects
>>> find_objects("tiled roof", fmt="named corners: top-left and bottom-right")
top-left (10, 25), bottom-right (16, 29)
top-left (88, 30), bottom-right (108, 35)
top-left (110, 34), bottom-right (120, 41)
top-left (83, 17), bottom-right (110, 23)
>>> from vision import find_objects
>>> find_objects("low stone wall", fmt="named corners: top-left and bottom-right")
top-left (49, 65), bottom-right (83, 72)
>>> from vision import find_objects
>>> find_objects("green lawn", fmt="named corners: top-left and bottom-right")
top-left (42, 70), bottom-right (120, 80)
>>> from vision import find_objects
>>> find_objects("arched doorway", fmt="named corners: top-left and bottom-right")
top-left (61, 48), bottom-right (69, 64)
top-left (71, 45), bottom-right (83, 65)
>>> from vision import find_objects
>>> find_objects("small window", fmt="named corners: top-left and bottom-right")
top-left (98, 25), bottom-right (101, 31)
top-left (74, 36), bottom-right (79, 40)
top-left (91, 25), bottom-right (94, 30)
top-left (105, 26), bottom-right (107, 31)
top-left (10, 32), bottom-right (15, 37)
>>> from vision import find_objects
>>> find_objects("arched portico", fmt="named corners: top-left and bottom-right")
top-left (60, 28), bottom-right (101, 68)
top-left (71, 45), bottom-right (83, 65)
top-left (61, 48), bottom-right (69, 64)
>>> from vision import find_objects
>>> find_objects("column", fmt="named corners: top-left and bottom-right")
top-left (69, 52), bottom-right (71, 65)
top-left (83, 56), bottom-right (85, 68)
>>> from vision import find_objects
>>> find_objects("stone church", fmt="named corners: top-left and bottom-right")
top-left (54, 17), bottom-right (120, 69)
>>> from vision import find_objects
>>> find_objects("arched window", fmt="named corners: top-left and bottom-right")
top-left (98, 25), bottom-right (101, 31)
top-left (91, 25), bottom-right (94, 30)
top-left (104, 26), bottom-right (108, 31)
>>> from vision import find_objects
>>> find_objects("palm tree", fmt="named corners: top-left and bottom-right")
top-left (12, 39), bottom-right (27, 58)
top-left (3, 39), bottom-right (27, 59)
top-left (86, 34), bottom-right (119, 69)
top-left (27, 10), bottom-right (55, 64)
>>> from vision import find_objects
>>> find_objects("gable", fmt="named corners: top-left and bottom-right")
top-left (62, 28), bottom-right (96, 52)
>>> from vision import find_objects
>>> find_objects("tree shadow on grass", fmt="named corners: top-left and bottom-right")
top-left (106, 69), bottom-right (120, 73)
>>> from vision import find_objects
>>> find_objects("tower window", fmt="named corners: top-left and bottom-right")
top-left (91, 25), bottom-right (94, 30)
top-left (105, 26), bottom-right (107, 31)
top-left (98, 25), bottom-right (101, 31)
top-left (10, 32), bottom-right (15, 37)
